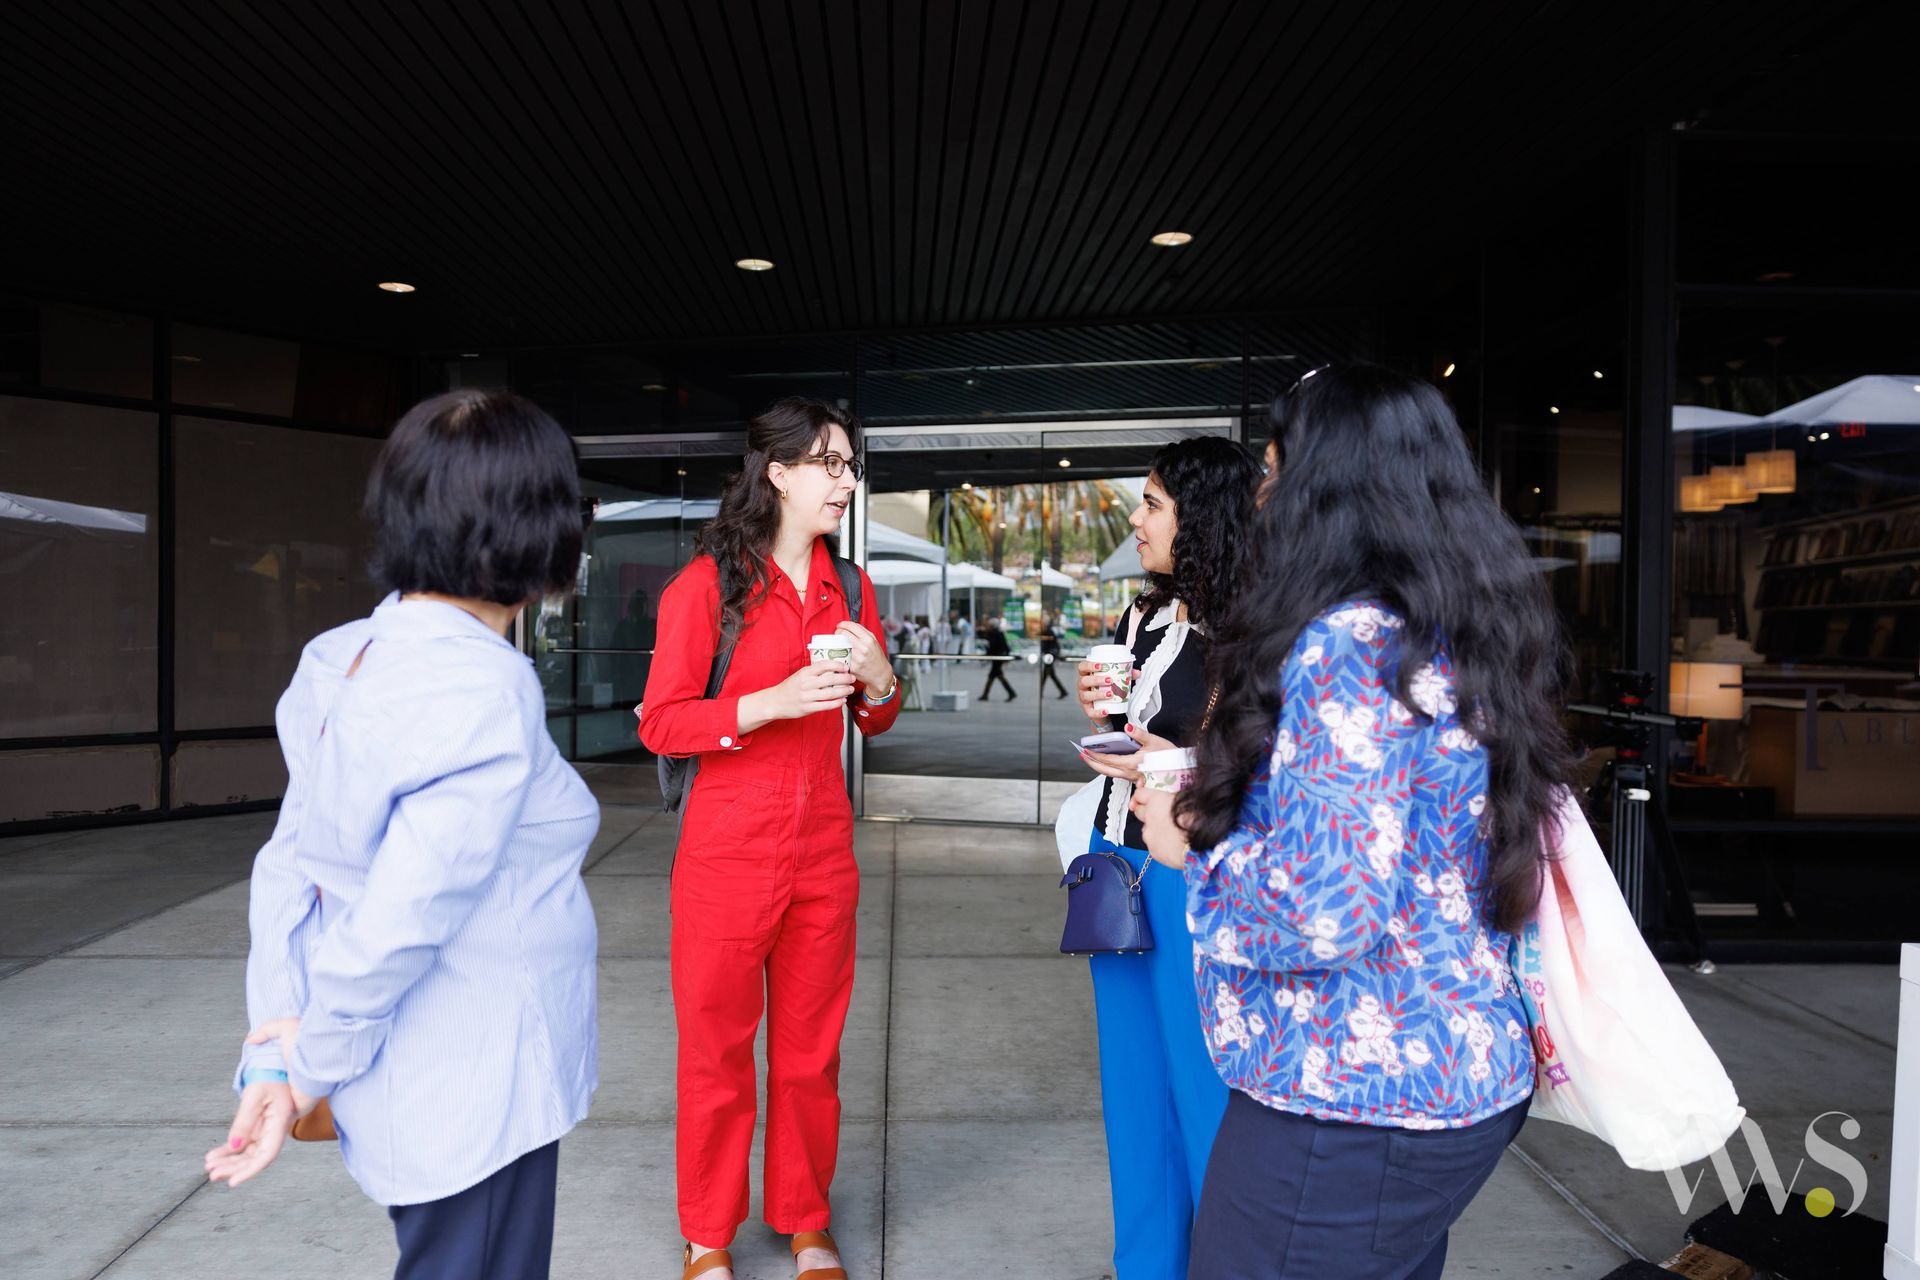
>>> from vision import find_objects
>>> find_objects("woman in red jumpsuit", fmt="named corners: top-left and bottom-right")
top-left (639, 397), bottom-right (897, 1280)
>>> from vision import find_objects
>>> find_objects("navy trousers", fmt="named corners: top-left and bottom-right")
top-left (1189, 1091), bottom-right (1526, 1280)
top-left (388, 1141), bottom-right (560, 1280)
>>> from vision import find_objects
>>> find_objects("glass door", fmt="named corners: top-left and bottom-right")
top-left (530, 436), bottom-right (743, 764)
top-left (854, 419), bottom-right (1235, 824)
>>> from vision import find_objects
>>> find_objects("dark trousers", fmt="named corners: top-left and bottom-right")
top-left (981, 662), bottom-right (1018, 699)
top-left (1189, 1092), bottom-right (1526, 1280)
top-left (389, 1141), bottom-right (560, 1280)
top-left (1040, 659), bottom-right (1070, 696)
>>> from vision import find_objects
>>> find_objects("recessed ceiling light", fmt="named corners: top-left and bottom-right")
top-left (1807, 434), bottom-right (1817, 442)
top-left (642, 383), bottom-right (666, 392)
top-left (1058, 458), bottom-right (1072, 468)
top-left (377, 281), bottom-right (416, 293)
top-left (1150, 231), bottom-right (1193, 247)
top-left (172, 354), bottom-right (201, 364)
top-left (1531, 486), bottom-right (1542, 495)
top-left (1592, 370), bottom-right (1604, 379)
top-left (676, 468), bottom-right (688, 477)
top-left (961, 482), bottom-right (973, 491)
top-left (1549, 406), bottom-right (1561, 415)
top-left (1443, 362), bottom-right (1456, 378)
top-left (1819, 431), bottom-right (1831, 440)
top-left (734, 258), bottom-right (775, 272)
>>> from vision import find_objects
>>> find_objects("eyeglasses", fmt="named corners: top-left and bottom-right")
top-left (797, 452), bottom-right (866, 482)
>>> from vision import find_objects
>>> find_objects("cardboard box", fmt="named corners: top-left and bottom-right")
top-left (1659, 1243), bottom-right (1757, 1279)
top-left (1746, 705), bottom-right (1920, 817)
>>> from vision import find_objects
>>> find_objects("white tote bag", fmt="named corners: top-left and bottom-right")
top-left (1509, 792), bottom-right (1745, 1171)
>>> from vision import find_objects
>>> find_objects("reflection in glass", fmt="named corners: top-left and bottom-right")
top-left (173, 417), bottom-right (384, 729)
top-left (0, 298), bottom-right (153, 399)
top-left (0, 745), bottom-right (161, 823)
top-left (0, 397), bottom-right (159, 737)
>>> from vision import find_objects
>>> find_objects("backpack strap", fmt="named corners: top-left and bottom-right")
top-left (832, 555), bottom-right (863, 624)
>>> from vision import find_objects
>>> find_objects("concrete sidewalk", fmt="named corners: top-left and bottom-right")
top-left (0, 782), bottom-right (1900, 1278)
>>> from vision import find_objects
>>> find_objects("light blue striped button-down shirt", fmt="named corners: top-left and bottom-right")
top-left (236, 594), bottom-right (600, 1206)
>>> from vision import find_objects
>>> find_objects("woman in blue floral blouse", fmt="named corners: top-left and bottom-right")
top-left (1131, 363), bottom-right (1579, 1280)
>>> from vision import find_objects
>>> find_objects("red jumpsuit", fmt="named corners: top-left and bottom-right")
top-left (638, 539), bottom-right (897, 1247)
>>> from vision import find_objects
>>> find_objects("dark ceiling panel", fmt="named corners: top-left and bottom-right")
top-left (0, 0), bottom-right (1887, 349)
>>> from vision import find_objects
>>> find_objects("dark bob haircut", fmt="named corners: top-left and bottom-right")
top-left (366, 389), bottom-right (585, 605)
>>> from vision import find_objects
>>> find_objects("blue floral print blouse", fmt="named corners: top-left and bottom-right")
top-left (1183, 601), bottom-right (1534, 1129)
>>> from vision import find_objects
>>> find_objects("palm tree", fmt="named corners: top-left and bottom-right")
top-left (932, 480), bottom-right (1134, 572)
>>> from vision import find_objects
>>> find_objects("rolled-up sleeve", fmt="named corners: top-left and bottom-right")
top-left (286, 692), bottom-right (534, 1098)
top-left (638, 559), bottom-right (754, 756)
top-left (1186, 617), bottom-right (1418, 974)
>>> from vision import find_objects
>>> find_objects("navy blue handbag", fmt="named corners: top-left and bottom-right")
top-left (1059, 849), bottom-right (1153, 955)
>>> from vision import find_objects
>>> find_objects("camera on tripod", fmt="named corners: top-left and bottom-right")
top-left (1566, 670), bottom-right (1713, 971)
top-left (1569, 669), bottom-right (1703, 759)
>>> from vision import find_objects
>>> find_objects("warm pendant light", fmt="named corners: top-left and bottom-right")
top-left (1744, 448), bottom-right (1797, 495)
top-left (1678, 473), bottom-right (1723, 513)
top-left (1709, 464), bottom-right (1757, 505)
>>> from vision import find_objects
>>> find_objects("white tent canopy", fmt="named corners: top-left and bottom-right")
top-left (867, 522), bottom-right (946, 562)
top-left (1097, 537), bottom-right (1144, 581)
top-left (865, 560), bottom-right (1015, 590)
top-left (1672, 406), bottom-right (1761, 432)
top-left (1760, 374), bottom-right (1920, 426)
top-left (1, 491), bottom-right (148, 538)
top-left (594, 497), bottom-right (719, 523)
top-left (1024, 564), bottom-right (1074, 588)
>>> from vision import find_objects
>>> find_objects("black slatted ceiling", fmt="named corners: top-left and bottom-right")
top-left (0, 0), bottom-right (1878, 349)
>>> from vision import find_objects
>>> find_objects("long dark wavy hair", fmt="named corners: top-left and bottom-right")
top-left (693, 396), bottom-right (860, 642)
top-left (1133, 436), bottom-right (1261, 629)
top-left (1176, 363), bottom-right (1577, 933)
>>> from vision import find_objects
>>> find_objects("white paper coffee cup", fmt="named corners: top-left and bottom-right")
top-left (1139, 747), bottom-right (1198, 793)
top-left (1087, 643), bottom-right (1133, 715)
top-left (809, 633), bottom-right (854, 666)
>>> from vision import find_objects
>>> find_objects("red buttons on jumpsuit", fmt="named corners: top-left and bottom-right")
top-left (637, 538), bottom-right (897, 1247)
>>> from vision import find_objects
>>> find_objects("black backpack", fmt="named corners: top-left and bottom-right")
top-left (655, 554), bottom-right (864, 817)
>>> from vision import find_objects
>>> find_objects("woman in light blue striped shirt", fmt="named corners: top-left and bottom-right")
top-left (204, 390), bottom-right (601, 1280)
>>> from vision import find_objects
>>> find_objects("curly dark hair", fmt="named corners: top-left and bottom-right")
top-left (1133, 436), bottom-right (1261, 629)
top-left (1175, 363), bottom-right (1578, 934)
top-left (692, 396), bottom-right (860, 643)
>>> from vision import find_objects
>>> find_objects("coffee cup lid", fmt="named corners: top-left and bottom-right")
top-left (1139, 747), bottom-right (1197, 770)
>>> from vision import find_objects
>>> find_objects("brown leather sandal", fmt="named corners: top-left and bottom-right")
top-left (791, 1230), bottom-right (848, 1280)
top-left (682, 1243), bottom-right (734, 1278)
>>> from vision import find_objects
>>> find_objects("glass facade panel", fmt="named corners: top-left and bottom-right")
top-left (1664, 136), bottom-right (1920, 942)
top-left (0, 396), bottom-right (159, 737)
top-left (0, 745), bottom-right (160, 823)
top-left (173, 417), bottom-right (384, 729)
top-left (172, 738), bottom-right (287, 807)
top-left (532, 447), bottom-right (737, 763)
top-left (171, 325), bottom-right (301, 416)
top-left (0, 297), bottom-right (153, 399)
